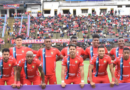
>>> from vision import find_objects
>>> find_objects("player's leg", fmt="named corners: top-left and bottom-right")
top-left (73, 77), bottom-right (81, 84)
top-left (32, 76), bottom-right (41, 85)
top-left (0, 78), bottom-right (5, 85)
top-left (49, 75), bottom-right (57, 84)
top-left (6, 77), bottom-right (14, 85)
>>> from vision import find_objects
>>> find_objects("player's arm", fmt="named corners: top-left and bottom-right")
top-left (61, 65), bottom-right (66, 88)
top-left (81, 48), bottom-right (86, 60)
top-left (14, 66), bottom-right (17, 83)
top-left (12, 66), bottom-right (17, 88)
top-left (109, 49), bottom-right (115, 60)
top-left (80, 66), bottom-right (85, 88)
top-left (56, 55), bottom-right (63, 61)
top-left (83, 55), bottom-right (89, 60)
top-left (27, 47), bottom-right (38, 54)
top-left (89, 64), bottom-right (94, 83)
top-left (83, 48), bottom-right (89, 60)
top-left (109, 63), bottom-right (119, 87)
top-left (35, 49), bottom-right (41, 58)
top-left (56, 49), bottom-right (63, 61)
top-left (38, 66), bottom-right (46, 89)
top-left (17, 66), bottom-right (22, 89)
top-left (109, 64), bottom-right (115, 79)
top-left (89, 64), bottom-right (95, 88)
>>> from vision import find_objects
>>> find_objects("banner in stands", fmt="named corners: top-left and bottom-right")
top-left (11, 39), bottom-right (84, 44)
top-left (0, 84), bottom-right (130, 90)
top-left (65, 0), bottom-right (110, 1)
top-left (3, 4), bottom-right (19, 9)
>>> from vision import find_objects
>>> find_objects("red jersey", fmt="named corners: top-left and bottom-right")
top-left (0, 56), bottom-right (17, 78)
top-left (90, 55), bottom-right (112, 76)
top-left (61, 46), bottom-right (85, 56)
top-left (85, 46), bottom-right (108, 60)
top-left (17, 58), bottom-right (42, 79)
top-left (109, 47), bottom-right (123, 58)
top-left (9, 46), bottom-right (37, 63)
top-left (62, 55), bottom-right (84, 77)
top-left (36, 47), bottom-right (61, 75)
top-left (113, 57), bottom-right (130, 79)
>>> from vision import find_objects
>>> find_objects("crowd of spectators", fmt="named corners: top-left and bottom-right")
top-left (5, 12), bottom-right (130, 50)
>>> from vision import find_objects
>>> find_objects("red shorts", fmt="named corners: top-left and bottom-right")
top-left (0, 76), bottom-right (14, 85)
top-left (45, 74), bottom-right (57, 85)
top-left (119, 78), bottom-right (130, 83)
top-left (92, 75), bottom-right (110, 83)
top-left (64, 76), bottom-right (81, 84)
top-left (23, 76), bottom-right (41, 85)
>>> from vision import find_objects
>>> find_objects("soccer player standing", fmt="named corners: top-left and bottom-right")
top-left (36, 37), bottom-right (63, 84)
top-left (84, 34), bottom-right (108, 83)
top-left (61, 44), bottom-right (84, 88)
top-left (89, 45), bottom-right (118, 88)
top-left (113, 48), bottom-right (130, 83)
top-left (9, 35), bottom-right (38, 84)
top-left (61, 36), bottom-right (85, 57)
top-left (16, 51), bottom-right (46, 89)
top-left (109, 37), bottom-right (125, 78)
top-left (0, 48), bottom-right (17, 85)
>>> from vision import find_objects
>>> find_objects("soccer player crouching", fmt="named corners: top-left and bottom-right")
top-left (89, 45), bottom-right (118, 88)
top-left (61, 44), bottom-right (84, 88)
top-left (113, 48), bottom-right (130, 83)
top-left (14, 51), bottom-right (46, 89)
top-left (0, 49), bottom-right (17, 85)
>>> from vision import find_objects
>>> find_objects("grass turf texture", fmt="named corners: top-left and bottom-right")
top-left (56, 61), bottom-right (112, 84)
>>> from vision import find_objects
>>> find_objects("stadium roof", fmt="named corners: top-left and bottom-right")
top-left (0, 0), bottom-right (41, 4)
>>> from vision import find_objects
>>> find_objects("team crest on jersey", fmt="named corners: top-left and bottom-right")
top-left (9, 64), bottom-right (11, 67)
top-left (75, 60), bottom-right (78, 64)
top-left (104, 60), bottom-right (106, 63)
top-left (32, 65), bottom-right (34, 68)
top-left (129, 62), bottom-right (130, 65)
top-left (51, 52), bottom-right (53, 54)
top-left (77, 51), bottom-right (79, 53)
top-left (22, 50), bottom-right (24, 53)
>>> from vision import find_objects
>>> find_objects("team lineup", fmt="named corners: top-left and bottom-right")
top-left (0, 34), bottom-right (129, 89)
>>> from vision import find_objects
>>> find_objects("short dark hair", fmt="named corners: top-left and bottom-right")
top-left (98, 45), bottom-right (105, 49)
top-left (92, 34), bottom-right (99, 39)
top-left (15, 35), bottom-right (23, 39)
top-left (44, 37), bottom-right (51, 39)
top-left (123, 48), bottom-right (130, 51)
top-left (70, 36), bottom-right (77, 40)
top-left (68, 44), bottom-right (76, 48)
top-left (118, 37), bottom-right (123, 39)
top-left (2, 48), bottom-right (10, 53)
